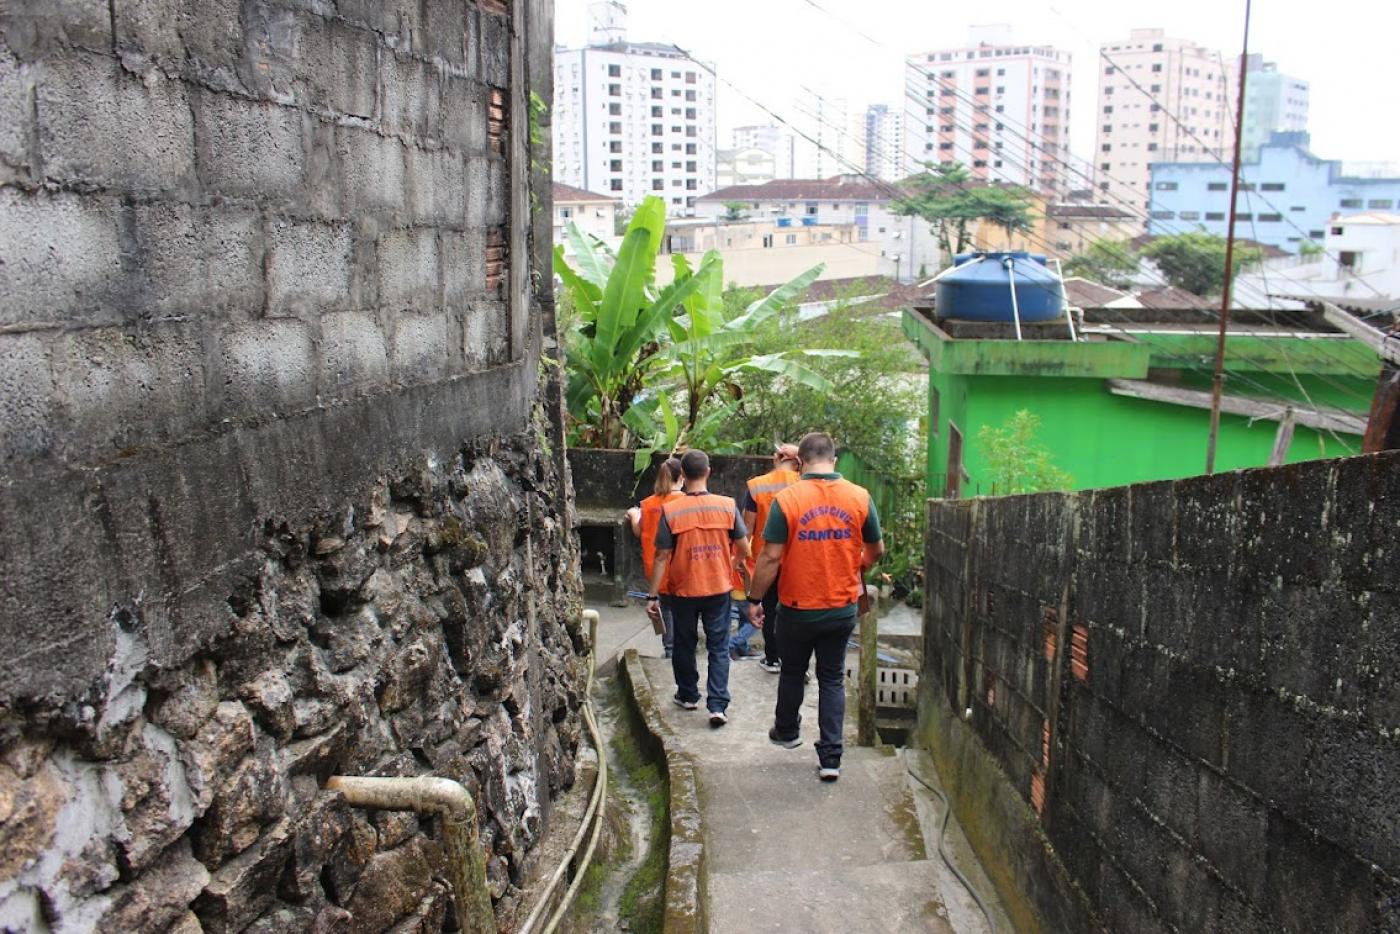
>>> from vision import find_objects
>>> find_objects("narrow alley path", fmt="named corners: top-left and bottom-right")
top-left (640, 645), bottom-right (954, 931)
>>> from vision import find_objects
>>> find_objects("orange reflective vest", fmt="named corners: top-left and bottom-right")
top-left (639, 491), bottom-right (683, 592)
top-left (744, 467), bottom-right (800, 574)
top-left (773, 478), bottom-right (871, 610)
top-left (660, 492), bottom-right (739, 598)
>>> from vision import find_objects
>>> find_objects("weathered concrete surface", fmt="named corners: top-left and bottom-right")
top-left (0, 0), bottom-right (584, 930)
top-left (568, 449), bottom-right (770, 510)
top-left (635, 652), bottom-right (961, 933)
top-left (921, 451), bottom-right (1400, 932)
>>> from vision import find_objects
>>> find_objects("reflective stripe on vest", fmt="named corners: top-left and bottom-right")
top-left (745, 468), bottom-right (800, 576)
top-left (640, 491), bottom-right (683, 591)
top-left (774, 478), bottom-right (870, 610)
top-left (661, 493), bottom-right (738, 598)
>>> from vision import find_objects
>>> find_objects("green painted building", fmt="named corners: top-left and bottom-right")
top-left (901, 305), bottom-right (1379, 496)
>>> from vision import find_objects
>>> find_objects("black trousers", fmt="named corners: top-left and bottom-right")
top-left (772, 608), bottom-right (857, 768)
top-left (760, 570), bottom-right (781, 664)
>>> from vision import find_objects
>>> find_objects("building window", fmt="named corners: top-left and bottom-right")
top-left (608, 83), bottom-right (621, 96)
top-left (609, 141), bottom-right (622, 153)
top-left (685, 108), bottom-right (696, 119)
top-left (940, 142), bottom-right (954, 150)
top-left (652, 179), bottom-right (663, 190)
top-left (1258, 212), bottom-right (1282, 222)
top-left (685, 72), bottom-right (696, 84)
top-left (785, 233), bottom-right (797, 244)
top-left (686, 179), bottom-right (696, 190)
top-left (1103, 106), bottom-right (1113, 114)
top-left (610, 103), bottom-right (622, 115)
top-left (1237, 213), bottom-right (1252, 222)
top-left (651, 124), bottom-right (663, 135)
top-left (650, 68), bottom-right (662, 80)
top-left (1155, 181), bottom-right (1178, 190)
top-left (686, 90), bottom-right (696, 101)
top-left (974, 86), bottom-right (989, 94)
top-left (651, 105), bottom-right (662, 117)
top-left (685, 160), bottom-right (696, 171)
top-left (1208, 182), bottom-right (1228, 191)
top-left (1180, 211), bottom-right (1200, 221)
top-left (1332, 226), bottom-right (1345, 235)
top-left (1309, 229), bottom-right (1326, 238)
top-left (1339, 198), bottom-right (1363, 208)
top-left (1261, 182), bottom-right (1286, 191)
top-left (608, 64), bottom-right (621, 77)
top-left (610, 179), bottom-right (622, 191)
top-left (805, 203), bottom-right (818, 215)
top-left (651, 88), bottom-right (663, 99)
top-left (1369, 199), bottom-right (1394, 209)
top-left (560, 207), bottom-right (572, 218)
top-left (651, 160), bottom-right (662, 171)
top-left (652, 142), bottom-right (663, 153)
top-left (609, 121), bottom-right (622, 133)
top-left (685, 143), bottom-right (696, 154)
top-left (1100, 162), bottom-right (1110, 171)
top-left (1205, 212), bottom-right (1225, 221)
top-left (1101, 144), bottom-right (1111, 152)
top-left (1151, 210), bottom-right (1175, 219)
top-left (610, 159), bottom-right (622, 171)
top-left (762, 234), bottom-right (773, 248)
top-left (1148, 123), bottom-right (1159, 133)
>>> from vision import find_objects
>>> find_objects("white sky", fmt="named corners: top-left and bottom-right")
top-left (554, 0), bottom-right (1400, 167)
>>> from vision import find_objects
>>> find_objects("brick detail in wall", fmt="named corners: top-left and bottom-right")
top-left (1070, 623), bottom-right (1089, 681)
top-left (1030, 769), bottom-right (1046, 816)
top-left (1042, 606), bottom-right (1058, 662)
top-left (480, 0), bottom-right (510, 15)
top-left (489, 88), bottom-right (507, 155)
top-left (486, 227), bottom-right (508, 293)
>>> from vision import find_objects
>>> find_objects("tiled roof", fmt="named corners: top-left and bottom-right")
top-left (552, 182), bottom-right (618, 203)
top-left (698, 176), bottom-right (893, 203)
top-left (1133, 286), bottom-right (1216, 309)
top-left (1061, 277), bottom-right (1130, 307)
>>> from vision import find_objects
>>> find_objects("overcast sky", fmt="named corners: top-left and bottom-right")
top-left (555, 0), bottom-right (1400, 167)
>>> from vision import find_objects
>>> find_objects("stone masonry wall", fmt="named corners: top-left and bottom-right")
top-left (922, 451), bottom-right (1400, 932)
top-left (0, 0), bottom-right (585, 931)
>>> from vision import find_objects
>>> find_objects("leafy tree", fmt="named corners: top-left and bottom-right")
top-left (976, 410), bottom-right (1073, 495)
top-left (1139, 232), bottom-right (1263, 297)
top-left (1299, 240), bottom-right (1323, 259)
top-left (554, 196), bottom-right (712, 448)
top-left (1063, 239), bottom-right (1139, 289)
top-left (891, 161), bottom-right (1035, 257)
top-left (722, 200), bottom-right (748, 221)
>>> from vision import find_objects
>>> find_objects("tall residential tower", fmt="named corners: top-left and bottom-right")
top-left (1232, 54), bottom-right (1310, 161)
top-left (864, 104), bottom-right (905, 181)
top-left (1094, 28), bottom-right (1229, 217)
top-left (903, 25), bottom-right (1073, 193)
top-left (553, 2), bottom-right (717, 214)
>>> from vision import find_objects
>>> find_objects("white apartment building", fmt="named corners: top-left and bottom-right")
top-left (552, 2), bottom-right (717, 215)
top-left (792, 90), bottom-right (867, 180)
top-left (903, 25), bottom-right (1073, 194)
top-left (1232, 54), bottom-right (1310, 162)
top-left (552, 182), bottom-right (620, 265)
top-left (1095, 28), bottom-right (1229, 217)
top-left (695, 176), bottom-right (942, 282)
top-left (864, 104), bottom-right (904, 181)
top-left (733, 124), bottom-right (795, 178)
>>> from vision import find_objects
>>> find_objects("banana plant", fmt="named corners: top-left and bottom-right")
top-left (554, 196), bottom-right (717, 448)
top-left (655, 256), bottom-right (856, 432)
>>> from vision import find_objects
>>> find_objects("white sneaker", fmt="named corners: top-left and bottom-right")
top-left (672, 696), bottom-right (698, 710)
top-left (817, 765), bottom-right (840, 782)
top-left (709, 710), bottom-right (728, 728)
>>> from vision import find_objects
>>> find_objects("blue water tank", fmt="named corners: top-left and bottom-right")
top-left (800, 216), bottom-right (817, 226)
top-left (934, 252), bottom-right (1063, 323)
top-left (776, 216), bottom-right (792, 227)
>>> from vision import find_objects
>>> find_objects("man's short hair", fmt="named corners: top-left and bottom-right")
top-left (797, 432), bottom-right (836, 464)
top-left (680, 448), bottom-right (710, 480)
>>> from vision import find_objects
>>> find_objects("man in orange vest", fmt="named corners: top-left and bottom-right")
top-left (737, 443), bottom-right (801, 671)
top-left (647, 449), bottom-right (750, 728)
top-left (745, 432), bottom-right (883, 780)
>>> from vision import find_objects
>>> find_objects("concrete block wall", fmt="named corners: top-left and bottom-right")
top-left (0, 1), bottom-right (583, 931)
top-left (922, 451), bottom-right (1400, 932)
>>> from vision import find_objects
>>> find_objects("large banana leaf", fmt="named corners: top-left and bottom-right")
top-left (565, 222), bottom-right (614, 289)
top-left (725, 263), bottom-right (825, 332)
top-left (554, 245), bottom-right (601, 325)
top-left (591, 197), bottom-right (668, 374)
top-left (722, 351), bottom-right (850, 394)
top-left (611, 258), bottom-right (716, 369)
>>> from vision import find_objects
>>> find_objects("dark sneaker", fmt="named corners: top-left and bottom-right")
top-left (817, 765), bottom-right (841, 782)
top-left (664, 647), bottom-right (673, 659)
top-left (673, 696), bottom-right (698, 710)
top-left (768, 727), bottom-right (801, 749)
top-left (709, 710), bottom-right (728, 728)
top-left (758, 659), bottom-right (781, 673)
top-left (730, 648), bottom-right (758, 661)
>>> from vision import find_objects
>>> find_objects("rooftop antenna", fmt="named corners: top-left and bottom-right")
top-left (1205, 0), bottom-right (1253, 474)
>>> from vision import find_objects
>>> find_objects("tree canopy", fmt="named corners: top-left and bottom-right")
top-left (891, 162), bottom-right (1036, 256)
top-left (1139, 232), bottom-right (1263, 298)
top-left (1063, 239), bottom-right (1140, 289)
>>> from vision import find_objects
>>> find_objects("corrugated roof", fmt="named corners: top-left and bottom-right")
top-left (698, 176), bottom-right (893, 203)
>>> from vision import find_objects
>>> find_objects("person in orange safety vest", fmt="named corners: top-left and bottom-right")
top-left (745, 432), bottom-right (883, 781)
top-left (735, 443), bottom-right (801, 668)
top-left (647, 450), bottom-right (750, 728)
top-left (627, 457), bottom-right (685, 657)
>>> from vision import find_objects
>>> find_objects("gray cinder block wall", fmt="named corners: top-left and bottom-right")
top-left (920, 452), bottom-right (1400, 932)
top-left (0, 1), bottom-right (583, 931)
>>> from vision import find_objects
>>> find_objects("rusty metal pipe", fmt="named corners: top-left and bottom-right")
top-left (325, 775), bottom-right (495, 934)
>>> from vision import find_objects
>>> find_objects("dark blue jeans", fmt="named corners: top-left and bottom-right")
top-left (773, 608), bottom-right (857, 767)
top-left (670, 592), bottom-right (732, 713)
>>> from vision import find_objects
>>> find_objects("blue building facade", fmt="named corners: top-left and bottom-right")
top-left (1147, 132), bottom-right (1400, 253)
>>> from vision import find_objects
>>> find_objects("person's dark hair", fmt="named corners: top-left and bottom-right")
top-left (679, 449), bottom-right (710, 481)
top-left (797, 432), bottom-right (836, 464)
top-left (653, 457), bottom-right (683, 496)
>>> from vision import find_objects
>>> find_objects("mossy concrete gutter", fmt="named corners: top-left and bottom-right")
top-left (618, 649), bottom-right (706, 933)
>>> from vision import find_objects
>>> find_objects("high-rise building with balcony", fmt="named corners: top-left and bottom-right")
top-left (732, 124), bottom-right (796, 179)
top-left (1232, 54), bottom-right (1310, 162)
top-left (552, 2), bottom-right (717, 215)
top-left (903, 25), bottom-right (1073, 193)
top-left (1094, 28), bottom-right (1229, 218)
top-left (864, 104), bottom-right (904, 181)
